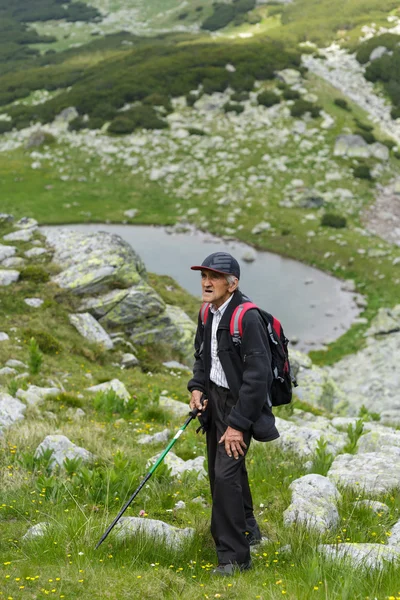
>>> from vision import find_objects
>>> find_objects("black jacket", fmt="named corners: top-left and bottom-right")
top-left (188, 290), bottom-right (279, 442)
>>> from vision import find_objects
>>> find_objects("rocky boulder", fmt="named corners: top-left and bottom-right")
top-left (318, 543), bottom-right (400, 570)
top-left (114, 517), bottom-right (194, 549)
top-left (328, 448), bottom-right (400, 494)
top-left (41, 228), bottom-right (146, 295)
top-left (69, 313), bottom-right (114, 350)
top-left (273, 417), bottom-right (347, 457)
top-left (146, 451), bottom-right (206, 479)
top-left (34, 434), bottom-right (94, 469)
top-left (0, 393), bottom-right (26, 432)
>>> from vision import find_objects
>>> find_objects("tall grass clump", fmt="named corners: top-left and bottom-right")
top-left (28, 337), bottom-right (43, 374)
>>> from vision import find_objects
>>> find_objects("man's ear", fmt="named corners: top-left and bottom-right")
top-left (228, 278), bottom-right (239, 293)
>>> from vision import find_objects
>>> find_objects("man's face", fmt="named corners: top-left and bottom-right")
top-left (201, 270), bottom-right (237, 308)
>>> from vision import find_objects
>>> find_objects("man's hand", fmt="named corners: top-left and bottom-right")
top-left (189, 390), bottom-right (208, 414)
top-left (219, 426), bottom-right (247, 459)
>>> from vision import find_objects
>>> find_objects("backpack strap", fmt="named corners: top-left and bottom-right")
top-left (200, 302), bottom-right (210, 326)
top-left (230, 302), bottom-right (258, 341)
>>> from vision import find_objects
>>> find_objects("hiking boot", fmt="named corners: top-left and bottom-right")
top-left (211, 560), bottom-right (252, 576)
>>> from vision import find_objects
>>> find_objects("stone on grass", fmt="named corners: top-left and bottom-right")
top-left (15, 218), bottom-right (38, 230)
top-left (22, 522), bottom-right (50, 541)
top-left (0, 270), bottom-right (19, 286)
top-left (0, 332), bottom-right (9, 342)
top-left (130, 305), bottom-right (196, 364)
top-left (283, 474), bottom-right (341, 533)
top-left (251, 222), bottom-right (271, 235)
top-left (0, 245), bottom-right (16, 262)
top-left (241, 249), bottom-right (257, 262)
top-left (86, 378), bottom-right (130, 402)
top-left (356, 430), bottom-right (400, 453)
top-left (24, 298), bottom-right (44, 308)
top-left (6, 359), bottom-right (27, 368)
top-left (121, 353), bottom-right (139, 368)
top-left (69, 313), bottom-right (114, 350)
top-left (353, 500), bottom-right (390, 515)
top-left (123, 209), bottom-right (138, 218)
top-left (0, 394), bottom-right (26, 431)
top-left (328, 450), bottom-right (400, 494)
top-left (276, 68), bottom-right (302, 85)
top-left (159, 396), bottom-right (190, 418)
top-left (274, 416), bottom-right (347, 457)
top-left (365, 305), bottom-right (400, 336)
top-left (96, 284), bottom-right (165, 327)
top-left (370, 46), bottom-right (389, 61)
top-left (2, 257), bottom-right (25, 268)
top-left (137, 429), bottom-right (170, 445)
top-left (0, 367), bottom-right (17, 376)
top-left (334, 135), bottom-right (369, 158)
top-left (25, 247), bottom-right (48, 258)
top-left (17, 385), bottom-right (60, 406)
top-left (0, 214), bottom-right (14, 223)
top-left (41, 228), bottom-right (145, 295)
top-left (4, 229), bottom-right (35, 242)
top-left (146, 451), bottom-right (206, 479)
top-left (66, 407), bottom-right (86, 420)
top-left (318, 543), bottom-right (400, 570)
top-left (388, 520), bottom-right (400, 547)
top-left (114, 516), bottom-right (194, 549)
top-left (162, 361), bottom-right (191, 371)
top-left (295, 366), bottom-right (348, 413)
top-left (34, 434), bottom-right (94, 469)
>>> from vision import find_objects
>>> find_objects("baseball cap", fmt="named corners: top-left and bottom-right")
top-left (191, 252), bottom-right (240, 279)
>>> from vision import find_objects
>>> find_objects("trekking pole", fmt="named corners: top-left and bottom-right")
top-left (95, 406), bottom-right (200, 549)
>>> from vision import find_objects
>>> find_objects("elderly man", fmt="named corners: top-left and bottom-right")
top-left (187, 251), bottom-right (279, 576)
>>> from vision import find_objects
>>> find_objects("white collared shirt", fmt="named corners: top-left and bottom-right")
top-left (209, 294), bottom-right (233, 389)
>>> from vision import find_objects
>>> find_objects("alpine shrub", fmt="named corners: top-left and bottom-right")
top-left (28, 337), bottom-right (43, 375)
top-left (0, 120), bottom-right (13, 134)
top-left (19, 266), bottom-right (50, 283)
top-left (353, 165), bottom-right (372, 180)
top-left (23, 329), bottom-right (62, 354)
top-left (320, 213), bottom-right (347, 228)
top-left (290, 99), bottom-right (321, 118)
top-left (257, 90), bottom-right (280, 107)
top-left (334, 98), bottom-right (350, 110)
top-left (223, 102), bottom-right (244, 114)
top-left (282, 87), bottom-right (300, 100)
top-left (354, 129), bottom-right (376, 144)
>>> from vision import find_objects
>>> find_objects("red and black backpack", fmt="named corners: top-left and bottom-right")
top-left (200, 301), bottom-right (297, 407)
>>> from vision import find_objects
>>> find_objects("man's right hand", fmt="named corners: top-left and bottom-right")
top-left (189, 390), bottom-right (208, 414)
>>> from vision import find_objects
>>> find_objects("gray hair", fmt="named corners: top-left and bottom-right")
top-left (225, 274), bottom-right (239, 286)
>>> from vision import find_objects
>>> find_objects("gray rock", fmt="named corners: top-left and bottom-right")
top-left (4, 228), bottom-right (36, 242)
top-left (147, 451), bottom-right (206, 479)
top-left (0, 245), bottom-right (16, 262)
top-left (241, 249), bottom-right (257, 263)
top-left (275, 68), bottom-right (302, 85)
top-left (0, 214), bottom-right (14, 223)
top-left (318, 543), bottom-right (400, 570)
top-left (369, 46), bottom-right (389, 61)
top-left (0, 367), bottom-right (17, 376)
top-left (328, 449), bottom-right (400, 494)
top-left (80, 283), bottom-right (165, 327)
top-left (24, 298), bottom-right (44, 308)
top-left (369, 142), bottom-right (389, 161)
top-left (0, 270), bottom-right (19, 286)
top-left (34, 434), bottom-right (94, 469)
top-left (1, 257), bottom-right (25, 268)
top-left (0, 393), bottom-right (26, 430)
top-left (121, 353), bottom-right (140, 368)
top-left (0, 332), bottom-right (9, 342)
top-left (283, 474), bottom-right (341, 533)
top-left (356, 430), bottom-right (400, 453)
top-left (123, 209), bottom-right (138, 219)
top-left (86, 378), bottom-right (130, 402)
top-left (251, 221), bottom-right (271, 235)
top-left (380, 410), bottom-right (400, 427)
top-left (66, 407), bottom-right (86, 420)
top-left (15, 217), bottom-right (39, 230)
top-left (159, 396), bottom-right (190, 418)
top-left (55, 107), bottom-right (78, 123)
top-left (334, 135), bottom-right (369, 158)
top-left (114, 516), bottom-right (194, 549)
top-left (274, 417), bottom-right (347, 457)
top-left (162, 361), bottom-right (191, 371)
top-left (137, 429), bottom-right (170, 445)
top-left (16, 385), bottom-right (60, 406)
top-left (353, 500), bottom-right (390, 515)
top-left (41, 229), bottom-right (146, 295)
top-left (388, 520), bottom-right (400, 547)
top-left (295, 366), bottom-right (348, 413)
top-left (129, 305), bottom-right (196, 364)
top-left (69, 313), bottom-right (114, 349)
top-left (6, 359), bottom-right (27, 368)
top-left (365, 305), bottom-right (400, 336)
top-left (22, 522), bottom-right (50, 541)
top-left (24, 247), bottom-right (48, 258)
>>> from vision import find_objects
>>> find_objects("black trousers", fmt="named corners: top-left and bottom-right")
top-left (206, 381), bottom-right (259, 565)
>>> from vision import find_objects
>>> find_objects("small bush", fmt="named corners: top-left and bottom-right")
top-left (201, 4), bottom-right (235, 31)
top-left (68, 117), bottom-right (86, 131)
top-left (282, 87), bottom-right (300, 100)
top-left (320, 213), bottom-right (347, 228)
top-left (55, 392), bottom-right (83, 408)
top-left (391, 106), bottom-right (400, 120)
top-left (86, 117), bottom-right (105, 130)
top-left (107, 116), bottom-right (135, 135)
top-left (223, 102), bottom-right (244, 114)
top-left (354, 129), bottom-right (376, 144)
top-left (334, 98), bottom-right (350, 110)
top-left (23, 329), bottom-right (62, 354)
top-left (178, 11), bottom-right (188, 19)
top-left (143, 93), bottom-right (172, 111)
top-left (354, 118), bottom-right (373, 132)
top-left (353, 165), bottom-right (372, 180)
top-left (231, 91), bottom-right (249, 102)
top-left (257, 90), bottom-right (280, 107)
top-left (28, 337), bottom-right (43, 375)
top-left (186, 93), bottom-right (198, 107)
top-left (381, 139), bottom-right (396, 149)
top-left (290, 99), bottom-right (321, 118)
top-left (187, 127), bottom-right (207, 136)
top-left (0, 120), bottom-right (13, 134)
top-left (19, 266), bottom-right (50, 283)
